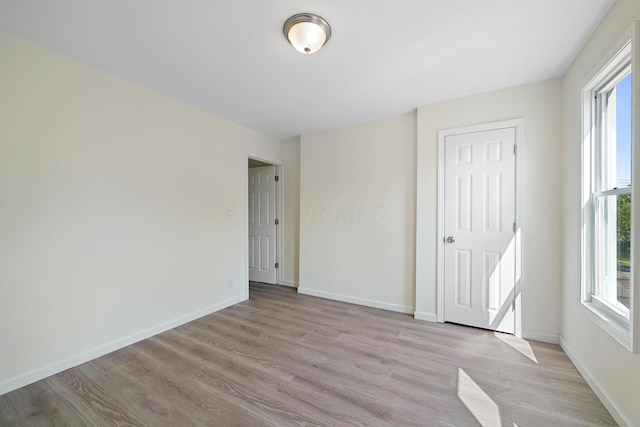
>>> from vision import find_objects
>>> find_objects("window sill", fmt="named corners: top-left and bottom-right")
top-left (581, 300), bottom-right (632, 351)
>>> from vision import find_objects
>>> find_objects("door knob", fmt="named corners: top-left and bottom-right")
top-left (446, 236), bottom-right (455, 244)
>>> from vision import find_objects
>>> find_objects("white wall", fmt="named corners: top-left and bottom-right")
top-left (561, 2), bottom-right (640, 426)
top-left (0, 31), bottom-right (282, 394)
top-left (416, 80), bottom-right (564, 341)
top-left (299, 112), bottom-right (417, 313)
top-left (282, 137), bottom-right (300, 287)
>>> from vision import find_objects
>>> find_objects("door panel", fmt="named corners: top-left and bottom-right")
top-left (248, 165), bottom-right (277, 284)
top-left (444, 127), bottom-right (516, 333)
top-left (455, 249), bottom-right (472, 308)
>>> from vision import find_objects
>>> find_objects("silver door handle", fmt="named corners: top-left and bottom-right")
top-left (446, 236), bottom-right (455, 244)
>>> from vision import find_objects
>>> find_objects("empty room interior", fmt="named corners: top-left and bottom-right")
top-left (1, 1), bottom-right (640, 426)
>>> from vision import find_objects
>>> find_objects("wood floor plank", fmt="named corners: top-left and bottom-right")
top-left (6, 378), bottom-right (89, 427)
top-left (76, 363), bottom-right (202, 426)
top-left (0, 395), bottom-right (24, 426)
top-left (94, 345), bottom-right (267, 426)
top-left (0, 282), bottom-right (617, 426)
top-left (45, 365), bottom-right (146, 426)
top-left (159, 328), bottom-right (380, 426)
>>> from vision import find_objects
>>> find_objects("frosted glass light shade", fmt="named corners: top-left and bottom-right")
top-left (287, 22), bottom-right (326, 54)
top-left (283, 13), bottom-right (331, 54)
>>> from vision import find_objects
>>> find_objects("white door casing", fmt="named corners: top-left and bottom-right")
top-left (248, 165), bottom-right (277, 284)
top-left (440, 122), bottom-right (520, 334)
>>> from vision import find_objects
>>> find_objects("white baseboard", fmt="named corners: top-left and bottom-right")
top-left (522, 329), bottom-right (559, 344)
top-left (414, 311), bottom-right (438, 322)
top-left (280, 280), bottom-right (298, 288)
top-left (297, 287), bottom-right (414, 314)
top-left (559, 336), bottom-right (632, 427)
top-left (0, 294), bottom-right (247, 396)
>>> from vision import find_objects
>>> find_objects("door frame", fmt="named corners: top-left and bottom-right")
top-left (244, 152), bottom-right (283, 297)
top-left (436, 118), bottom-right (524, 336)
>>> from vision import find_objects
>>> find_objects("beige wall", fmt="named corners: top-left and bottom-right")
top-left (0, 31), bottom-right (282, 393)
top-left (282, 137), bottom-right (300, 286)
top-left (299, 112), bottom-right (417, 312)
top-left (416, 79), bottom-right (564, 341)
top-left (561, 2), bottom-right (640, 425)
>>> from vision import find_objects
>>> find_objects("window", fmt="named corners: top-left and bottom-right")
top-left (582, 36), bottom-right (636, 350)
top-left (593, 70), bottom-right (632, 315)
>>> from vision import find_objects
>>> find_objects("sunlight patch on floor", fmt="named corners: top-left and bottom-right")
top-left (457, 368), bottom-right (501, 427)
top-left (494, 332), bottom-right (538, 363)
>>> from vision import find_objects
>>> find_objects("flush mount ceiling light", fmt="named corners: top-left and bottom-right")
top-left (283, 13), bottom-right (331, 54)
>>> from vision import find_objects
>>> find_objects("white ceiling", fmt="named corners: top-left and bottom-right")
top-left (0, 0), bottom-right (614, 140)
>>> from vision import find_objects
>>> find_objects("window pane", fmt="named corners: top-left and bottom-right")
top-left (595, 193), bottom-right (631, 313)
top-left (616, 74), bottom-right (632, 188)
top-left (603, 73), bottom-right (632, 190)
top-left (617, 193), bottom-right (631, 309)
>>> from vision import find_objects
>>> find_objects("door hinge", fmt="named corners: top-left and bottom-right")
top-left (274, 175), bottom-right (279, 182)
top-left (512, 299), bottom-right (516, 312)
top-left (514, 145), bottom-right (517, 155)
top-left (275, 262), bottom-right (279, 269)
top-left (513, 222), bottom-right (516, 233)
top-left (275, 219), bottom-right (279, 225)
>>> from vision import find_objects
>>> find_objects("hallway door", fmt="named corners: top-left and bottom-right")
top-left (248, 166), bottom-right (277, 284)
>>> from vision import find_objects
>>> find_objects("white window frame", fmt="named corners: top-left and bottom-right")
top-left (581, 24), bottom-right (639, 352)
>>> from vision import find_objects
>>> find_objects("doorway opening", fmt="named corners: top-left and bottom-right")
top-left (246, 157), bottom-right (282, 295)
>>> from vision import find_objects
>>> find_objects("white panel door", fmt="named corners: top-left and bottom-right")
top-left (248, 166), bottom-right (277, 284)
top-left (443, 127), bottom-right (516, 333)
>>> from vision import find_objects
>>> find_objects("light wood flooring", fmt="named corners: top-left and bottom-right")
top-left (1, 282), bottom-right (616, 426)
